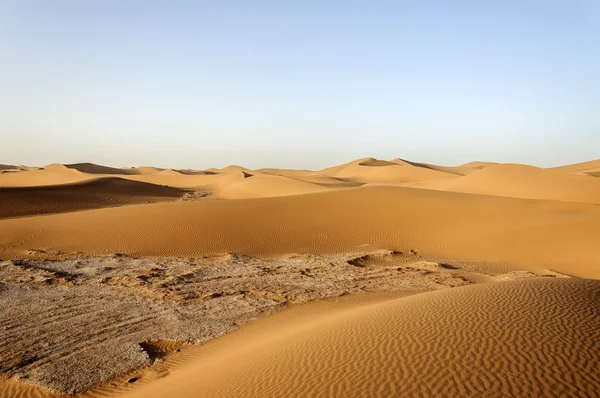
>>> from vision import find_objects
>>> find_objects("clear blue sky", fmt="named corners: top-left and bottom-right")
top-left (1, 0), bottom-right (598, 169)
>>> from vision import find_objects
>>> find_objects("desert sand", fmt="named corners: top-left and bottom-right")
top-left (0, 157), bottom-right (599, 397)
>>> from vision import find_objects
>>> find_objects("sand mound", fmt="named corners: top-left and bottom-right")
top-left (217, 165), bottom-right (251, 173)
top-left (392, 158), bottom-right (475, 176)
top-left (319, 157), bottom-right (457, 183)
top-left (120, 278), bottom-right (600, 398)
top-left (1, 186), bottom-right (599, 278)
top-left (549, 159), bottom-right (600, 173)
top-left (130, 166), bottom-right (165, 175)
top-left (411, 163), bottom-right (600, 204)
top-left (357, 158), bottom-right (397, 167)
top-left (175, 169), bottom-right (217, 175)
top-left (216, 175), bottom-right (332, 199)
top-left (255, 168), bottom-right (313, 177)
top-left (157, 169), bottom-right (183, 176)
top-left (458, 161), bottom-right (499, 168)
top-left (0, 165), bottom-right (90, 187)
top-left (42, 163), bottom-right (71, 172)
top-left (0, 178), bottom-right (187, 219)
top-left (64, 163), bottom-right (137, 175)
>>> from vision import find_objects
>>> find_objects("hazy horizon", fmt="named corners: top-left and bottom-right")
top-left (2, 1), bottom-right (599, 169)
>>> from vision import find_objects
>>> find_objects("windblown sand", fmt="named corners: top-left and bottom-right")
top-left (0, 157), bottom-right (598, 397)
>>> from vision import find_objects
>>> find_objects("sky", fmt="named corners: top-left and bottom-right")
top-left (1, 0), bottom-right (599, 170)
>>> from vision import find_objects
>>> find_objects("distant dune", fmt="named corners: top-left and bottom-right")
top-left (65, 163), bottom-right (138, 175)
top-left (0, 177), bottom-right (187, 219)
top-left (402, 163), bottom-right (600, 204)
top-left (392, 158), bottom-right (476, 176)
top-left (216, 174), bottom-right (331, 199)
top-left (0, 164), bottom-right (90, 187)
top-left (317, 157), bottom-right (457, 183)
top-left (458, 161), bottom-right (499, 168)
top-left (549, 159), bottom-right (600, 173)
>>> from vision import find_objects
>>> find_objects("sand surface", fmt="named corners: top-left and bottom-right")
top-left (120, 278), bottom-right (600, 398)
top-left (0, 157), bottom-right (599, 397)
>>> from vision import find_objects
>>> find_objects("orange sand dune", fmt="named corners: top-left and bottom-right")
top-left (0, 178), bottom-right (186, 219)
top-left (391, 158), bottom-right (476, 175)
top-left (0, 164), bottom-right (91, 187)
top-left (216, 174), bottom-right (332, 198)
top-left (318, 157), bottom-right (457, 183)
top-left (65, 163), bottom-right (138, 175)
top-left (129, 166), bottom-right (165, 175)
top-left (1, 186), bottom-right (599, 278)
top-left (282, 174), bottom-right (362, 188)
top-left (403, 163), bottom-right (600, 204)
top-left (458, 160), bottom-right (499, 168)
top-left (123, 173), bottom-right (219, 189)
top-left (121, 278), bottom-right (600, 398)
top-left (549, 158), bottom-right (600, 173)
top-left (255, 167), bottom-right (314, 177)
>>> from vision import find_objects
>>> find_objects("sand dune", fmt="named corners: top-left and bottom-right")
top-left (458, 161), bottom-right (499, 168)
top-left (392, 158), bottom-right (476, 175)
top-left (65, 163), bottom-right (138, 175)
top-left (120, 278), bottom-right (600, 398)
top-left (129, 166), bottom-right (165, 175)
top-left (255, 167), bottom-right (314, 177)
top-left (1, 185), bottom-right (599, 278)
top-left (318, 157), bottom-right (458, 183)
top-left (403, 163), bottom-right (600, 204)
top-left (216, 174), bottom-right (332, 199)
top-left (549, 158), bottom-right (600, 173)
top-left (0, 165), bottom-right (90, 187)
top-left (0, 178), bottom-right (187, 219)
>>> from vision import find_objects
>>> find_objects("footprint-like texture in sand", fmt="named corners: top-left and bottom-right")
top-left (122, 278), bottom-right (600, 398)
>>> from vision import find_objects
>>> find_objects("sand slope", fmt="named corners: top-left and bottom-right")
top-left (1, 186), bottom-right (599, 278)
top-left (216, 174), bottom-right (332, 199)
top-left (549, 159), bottom-right (600, 173)
top-left (0, 178), bottom-right (187, 219)
top-left (391, 158), bottom-right (476, 176)
top-left (403, 163), bottom-right (600, 204)
top-left (0, 164), bottom-right (91, 187)
top-left (120, 278), bottom-right (600, 398)
top-left (318, 157), bottom-right (458, 183)
top-left (65, 163), bottom-right (138, 175)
